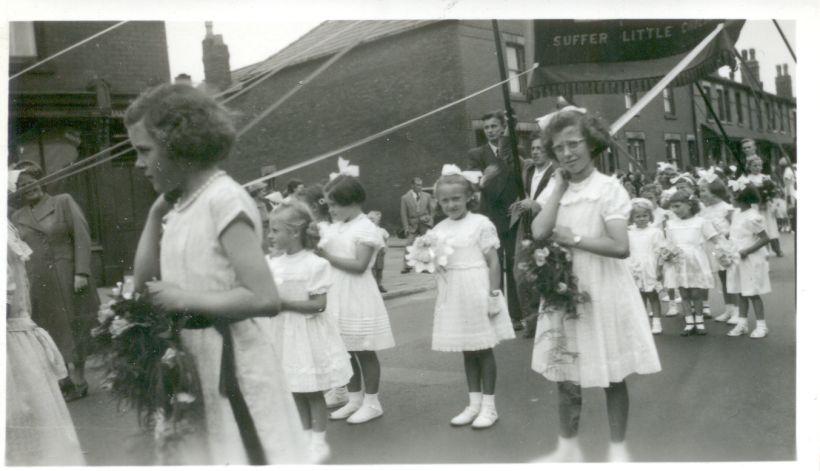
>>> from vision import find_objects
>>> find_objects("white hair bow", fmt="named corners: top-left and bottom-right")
top-left (630, 197), bottom-right (655, 211)
top-left (264, 191), bottom-right (284, 204)
top-left (329, 157), bottom-right (360, 181)
top-left (697, 167), bottom-right (719, 184)
top-left (670, 173), bottom-right (695, 185)
top-left (657, 161), bottom-right (678, 173)
top-left (8, 170), bottom-right (22, 193)
top-left (536, 105), bottom-right (588, 130)
top-left (728, 176), bottom-right (751, 192)
top-left (441, 164), bottom-right (482, 184)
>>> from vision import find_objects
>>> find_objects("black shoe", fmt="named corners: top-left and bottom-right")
top-left (512, 320), bottom-right (524, 331)
top-left (63, 381), bottom-right (89, 402)
top-left (378, 285), bottom-right (388, 293)
top-left (400, 268), bottom-right (412, 274)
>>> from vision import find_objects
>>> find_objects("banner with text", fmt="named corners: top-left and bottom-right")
top-left (528, 20), bottom-right (744, 98)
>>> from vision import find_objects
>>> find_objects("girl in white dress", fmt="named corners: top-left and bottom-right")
top-left (6, 170), bottom-right (85, 466)
top-left (627, 198), bottom-right (665, 334)
top-left (697, 176), bottom-right (739, 324)
top-left (662, 190), bottom-right (721, 336)
top-left (725, 184), bottom-right (772, 338)
top-left (531, 109), bottom-right (661, 462)
top-left (317, 175), bottom-right (396, 425)
top-left (129, 84), bottom-right (309, 465)
top-left (640, 184), bottom-right (681, 317)
top-left (745, 156), bottom-right (783, 257)
top-left (428, 170), bottom-right (515, 429)
top-left (266, 201), bottom-right (354, 462)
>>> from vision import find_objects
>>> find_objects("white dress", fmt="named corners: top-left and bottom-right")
top-left (662, 216), bottom-right (717, 289)
top-left (726, 208), bottom-right (771, 296)
top-left (160, 174), bottom-right (309, 465)
top-left (266, 251), bottom-right (353, 392)
top-left (627, 225), bottom-right (664, 292)
top-left (6, 226), bottom-right (85, 466)
top-left (747, 173), bottom-right (779, 240)
top-left (428, 212), bottom-right (515, 351)
top-left (699, 200), bottom-right (734, 272)
top-left (531, 171), bottom-right (661, 388)
top-left (319, 213), bottom-right (395, 351)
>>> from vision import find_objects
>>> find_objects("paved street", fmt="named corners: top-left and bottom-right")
top-left (70, 233), bottom-right (795, 464)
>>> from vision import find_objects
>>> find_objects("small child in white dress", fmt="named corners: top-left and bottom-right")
top-left (428, 170), bottom-right (515, 429)
top-left (266, 201), bottom-right (353, 462)
top-left (627, 198), bottom-right (665, 335)
top-left (641, 184), bottom-right (682, 317)
top-left (725, 184), bottom-right (772, 338)
top-left (317, 175), bottom-right (396, 425)
top-left (662, 190), bottom-right (721, 336)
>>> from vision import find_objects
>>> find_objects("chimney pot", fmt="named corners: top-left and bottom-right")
top-left (783, 64), bottom-right (789, 75)
top-left (741, 49), bottom-right (748, 60)
top-left (750, 49), bottom-right (756, 60)
top-left (205, 21), bottom-right (214, 37)
top-left (776, 65), bottom-right (782, 76)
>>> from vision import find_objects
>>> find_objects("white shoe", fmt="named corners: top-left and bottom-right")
top-left (674, 295), bottom-right (682, 304)
top-left (665, 302), bottom-right (679, 317)
top-left (749, 325), bottom-right (769, 339)
top-left (471, 407), bottom-right (498, 429)
top-left (726, 312), bottom-right (740, 325)
top-left (702, 304), bottom-right (711, 318)
top-left (310, 439), bottom-right (331, 464)
top-left (714, 309), bottom-right (732, 322)
top-left (324, 387), bottom-right (349, 408)
top-left (659, 291), bottom-right (670, 303)
top-left (651, 318), bottom-right (663, 335)
top-left (531, 437), bottom-right (583, 462)
top-left (346, 404), bottom-right (383, 424)
top-left (329, 399), bottom-right (361, 420)
top-left (727, 321), bottom-right (749, 337)
top-left (450, 407), bottom-right (480, 426)
top-left (607, 442), bottom-right (632, 462)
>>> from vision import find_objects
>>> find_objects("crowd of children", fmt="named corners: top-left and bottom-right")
top-left (625, 161), bottom-right (782, 339)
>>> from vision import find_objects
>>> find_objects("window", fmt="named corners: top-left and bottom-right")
top-left (10, 22), bottom-right (37, 59)
top-left (735, 91), bottom-right (744, 125)
top-left (663, 88), bottom-right (676, 115)
top-left (666, 139), bottom-right (682, 163)
top-left (505, 44), bottom-right (526, 95)
top-left (715, 87), bottom-right (726, 121)
top-left (755, 99), bottom-right (763, 131)
top-left (624, 90), bottom-right (639, 109)
top-left (702, 85), bottom-right (713, 121)
top-left (780, 104), bottom-right (787, 133)
top-left (765, 102), bottom-right (772, 130)
top-left (687, 136), bottom-right (699, 167)
top-left (723, 89), bottom-right (732, 123)
top-left (626, 138), bottom-right (646, 167)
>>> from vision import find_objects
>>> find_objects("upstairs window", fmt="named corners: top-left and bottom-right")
top-left (505, 43), bottom-right (526, 95)
top-left (663, 88), bottom-right (676, 115)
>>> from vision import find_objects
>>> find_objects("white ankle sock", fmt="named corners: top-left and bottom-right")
top-left (362, 393), bottom-right (380, 408)
top-left (694, 315), bottom-right (704, 323)
top-left (684, 315), bottom-right (694, 324)
top-left (757, 320), bottom-right (767, 329)
top-left (557, 435), bottom-right (579, 448)
top-left (468, 392), bottom-right (482, 409)
top-left (311, 430), bottom-right (327, 444)
top-left (481, 394), bottom-right (496, 409)
top-left (348, 390), bottom-right (364, 405)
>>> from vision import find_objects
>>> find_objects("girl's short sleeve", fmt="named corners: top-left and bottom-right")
top-left (650, 228), bottom-right (665, 250)
top-left (602, 181), bottom-right (632, 221)
top-left (352, 220), bottom-right (386, 250)
top-left (210, 185), bottom-right (261, 239)
top-left (700, 218), bottom-right (719, 240)
top-left (744, 213), bottom-right (766, 235)
top-left (478, 217), bottom-right (501, 253)
top-left (307, 257), bottom-right (333, 296)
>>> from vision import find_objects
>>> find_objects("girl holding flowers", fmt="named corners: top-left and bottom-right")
top-left (627, 198), bottom-right (665, 334)
top-left (530, 109), bottom-right (660, 462)
top-left (424, 165), bottom-right (515, 429)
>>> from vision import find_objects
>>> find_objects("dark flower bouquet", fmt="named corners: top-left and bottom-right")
top-left (516, 238), bottom-right (590, 319)
top-left (755, 177), bottom-right (779, 205)
top-left (92, 286), bottom-right (203, 461)
top-left (517, 238), bottom-right (590, 373)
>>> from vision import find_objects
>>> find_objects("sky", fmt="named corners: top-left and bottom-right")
top-left (166, 20), bottom-right (796, 95)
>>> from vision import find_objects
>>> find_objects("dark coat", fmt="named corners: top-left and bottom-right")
top-left (466, 137), bottom-right (522, 237)
top-left (12, 193), bottom-right (99, 361)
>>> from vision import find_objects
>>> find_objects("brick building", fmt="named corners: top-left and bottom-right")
top-left (8, 21), bottom-right (171, 284)
top-left (220, 20), bottom-right (796, 231)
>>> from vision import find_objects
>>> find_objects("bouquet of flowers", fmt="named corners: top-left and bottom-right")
top-left (92, 282), bottom-right (203, 461)
top-left (516, 239), bottom-right (589, 320)
top-left (404, 233), bottom-right (454, 273)
top-left (657, 240), bottom-right (683, 266)
top-left (756, 177), bottom-right (779, 205)
top-left (712, 239), bottom-right (741, 269)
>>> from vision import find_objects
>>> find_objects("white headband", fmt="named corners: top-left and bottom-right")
top-left (329, 157), bottom-right (359, 181)
top-left (535, 105), bottom-right (588, 130)
top-left (441, 164), bottom-right (482, 184)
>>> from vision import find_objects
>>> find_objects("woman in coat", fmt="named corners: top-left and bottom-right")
top-left (11, 162), bottom-right (99, 402)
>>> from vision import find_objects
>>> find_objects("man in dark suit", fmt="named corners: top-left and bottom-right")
top-left (466, 110), bottom-right (524, 330)
top-left (400, 176), bottom-right (437, 273)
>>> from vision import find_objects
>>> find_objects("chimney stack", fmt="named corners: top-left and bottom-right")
top-left (174, 73), bottom-right (193, 86)
top-left (202, 22), bottom-right (231, 92)
top-left (775, 63), bottom-right (793, 99)
top-left (741, 48), bottom-right (761, 88)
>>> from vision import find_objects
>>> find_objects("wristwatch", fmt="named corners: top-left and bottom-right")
top-left (572, 235), bottom-right (582, 246)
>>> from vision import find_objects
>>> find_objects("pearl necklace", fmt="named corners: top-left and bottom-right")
top-left (174, 170), bottom-right (226, 212)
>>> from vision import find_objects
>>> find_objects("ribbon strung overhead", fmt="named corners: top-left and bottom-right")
top-left (528, 19), bottom-right (744, 98)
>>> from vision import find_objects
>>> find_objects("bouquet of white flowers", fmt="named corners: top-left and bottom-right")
top-left (657, 240), bottom-right (683, 266)
top-left (713, 239), bottom-right (741, 269)
top-left (404, 233), bottom-right (454, 274)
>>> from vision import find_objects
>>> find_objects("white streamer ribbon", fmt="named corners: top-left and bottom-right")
top-left (329, 156), bottom-right (360, 181)
top-left (697, 167), bottom-right (719, 184)
top-left (441, 164), bottom-right (482, 185)
top-left (728, 176), bottom-right (751, 192)
top-left (657, 161), bottom-right (678, 173)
